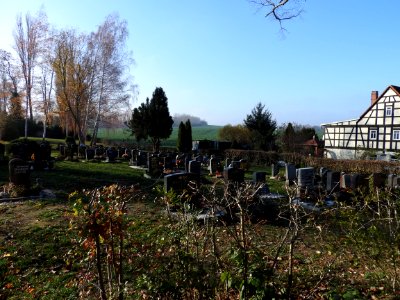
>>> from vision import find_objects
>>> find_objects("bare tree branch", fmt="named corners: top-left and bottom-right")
top-left (249, 0), bottom-right (306, 30)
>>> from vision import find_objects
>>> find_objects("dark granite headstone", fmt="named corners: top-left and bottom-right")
top-left (195, 155), bottom-right (204, 163)
top-left (137, 151), bottom-right (148, 167)
top-left (326, 171), bottom-right (341, 192)
top-left (285, 164), bottom-right (296, 186)
top-left (271, 164), bottom-right (279, 177)
top-left (223, 167), bottom-right (244, 183)
top-left (59, 144), bottom-right (66, 156)
top-left (340, 173), bottom-right (351, 189)
top-left (209, 157), bottom-right (219, 174)
top-left (163, 156), bottom-right (173, 170)
top-left (164, 172), bottom-right (200, 193)
top-left (253, 171), bottom-right (266, 183)
top-left (297, 167), bottom-right (314, 189)
top-left (189, 160), bottom-right (201, 175)
top-left (148, 155), bottom-right (161, 177)
top-left (9, 158), bottom-right (30, 187)
top-left (95, 147), bottom-right (104, 158)
top-left (231, 161), bottom-right (241, 169)
top-left (106, 148), bottom-right (118, 162)
top-left (85, 148), bottom-right (95, 160)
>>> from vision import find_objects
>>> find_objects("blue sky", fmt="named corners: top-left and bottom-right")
top-left (1, 1), bottom-right (400, 126)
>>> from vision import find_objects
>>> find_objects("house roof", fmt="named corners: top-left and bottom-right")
top-left (321, 85), bottom-right (400, 127)
top-left (357, 85), bottom-right (400, 122)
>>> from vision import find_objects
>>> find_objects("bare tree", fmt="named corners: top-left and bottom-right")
top-left (87, 14), bottom-right (134, 146)
top-left (250, 0), bottom-right (306, 29)
top-left (13, 9), bottom-right (48, 137)
top-left (37, 37), bottom-right (55, 140)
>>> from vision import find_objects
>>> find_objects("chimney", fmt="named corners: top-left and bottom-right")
top-left (371, 91), bottom-right (378, 105)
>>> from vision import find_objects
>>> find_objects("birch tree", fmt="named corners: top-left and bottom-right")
top-left (13, 9), bottom-right (48, 137)
top-left (87, 14), bottom-right (133, 146)
top-left (37, 35), bottom-right (55, 140)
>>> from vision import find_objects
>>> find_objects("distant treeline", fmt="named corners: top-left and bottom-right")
top-left (172, 114), bottom-right (208, 127)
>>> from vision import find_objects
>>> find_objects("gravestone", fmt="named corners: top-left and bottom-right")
top-left (106, 147), bottom-right (118, 162)
top-left (285, 164), bottom-right (296, 186)
top-left (388, 174), bottom-right (400, 189)
top-left (147, 155), bottom-right (161, 177)
top-left (130, 149), bottom-right (138, 165)
top-left (297, 167), bottom-right (314, 189)
top-left (0, 143), bottom-right (4, 161)
top-left (209, 157), bottom-right (219, 175)
top-left (223, 167), bottom-right (244, 184)
top-left (164, 172), bottom-right (200, 193)
top-left (137, 151), bottom-right (148, 167)
top-left (340, 173), bottom-right (351, 189)
top-left (350, 173), bottom-right (360, 190)
top-left (184, 155), bottom-right (191, 173)
top-left (326, 171), bottom-right (341, 192)
top-left (163, 156), bottom-right (173, 170)
top-left (369, 173), bottom-right (386, 189)
top-left (240, 159), bottom-right (249, 171)
top-left (9, 158), bottom-right (30, 187)
top-left (35, 141), bottom-right (52, 170)
top-left (59, 144), bottom-right (66, 156)
top-left (78, 145), bottom-right (86, 158)
top-left (85, 148), bottom-right (95, 160)
top-left (195, 155), bottom-right (204, 164)
top-left (122, 148), bottom-right (131, 160)
top-left (189, 160), bottom-right (201, 176)
top-left (253, 171), bottom-right (266, 183)
top-left (225, 158), bottom-right (232, 168)
top-left (271, 164), bottom-right (279, 177)
top-left (95, 147), bottom-right (104, 158)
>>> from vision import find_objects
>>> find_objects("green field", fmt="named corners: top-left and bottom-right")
top-left (97, 125), bottom-right (221, 146)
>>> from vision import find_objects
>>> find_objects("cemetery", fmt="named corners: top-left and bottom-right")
top-left (0, 137), bottom-right (400, 298)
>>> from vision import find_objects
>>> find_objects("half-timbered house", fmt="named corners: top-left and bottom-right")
top-left (322, 85), bottom-right (400, 159)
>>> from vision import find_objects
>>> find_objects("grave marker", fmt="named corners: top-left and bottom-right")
top-left (164, 172), bottom-right (200, 193)
top-left (326, 171), bottom-right (341, 192)
top-left (253, 171), bottom-right (266, 183)
top-left (189, 160), bottom-right (201, 175)
top-left (9, 158), bottom-right (30, 187)
top-left (147, 155), bottom-right (161, 177)
top-left (223, 167), bottom-right (244, 183)
top-left (271, 164), bottom-right (279, 177)
top-left (285, 164), bottom-right (296, 186)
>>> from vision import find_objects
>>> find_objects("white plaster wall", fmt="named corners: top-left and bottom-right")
top-left (324, 148), bottom-right (359, 160)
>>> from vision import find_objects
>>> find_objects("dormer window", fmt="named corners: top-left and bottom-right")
top-left (386, 105), bottom-right (393, 117)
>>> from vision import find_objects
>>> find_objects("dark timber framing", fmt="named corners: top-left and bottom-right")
top-left (321, 85), bottom-right (400, 159)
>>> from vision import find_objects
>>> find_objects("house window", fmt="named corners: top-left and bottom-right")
top-left (386, 106), bottom-right (393, 117)
top-left (370, 129), bottom-right (377, 140)
top-left (393, 130), bottom-right (400, 141)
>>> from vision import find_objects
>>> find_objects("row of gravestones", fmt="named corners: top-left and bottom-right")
top-left (7, 141), bottom-right (53, 171)
top-left (278, 163), bottom-right (393, 195)
top-left (130, 150), bottom-right (211, 178)
top-left (208, 157), bottom-right (249, 175)
top-left (164, 157), bottom-right (267, 194)
top-left (59, 144), bottom-right (133, 162)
